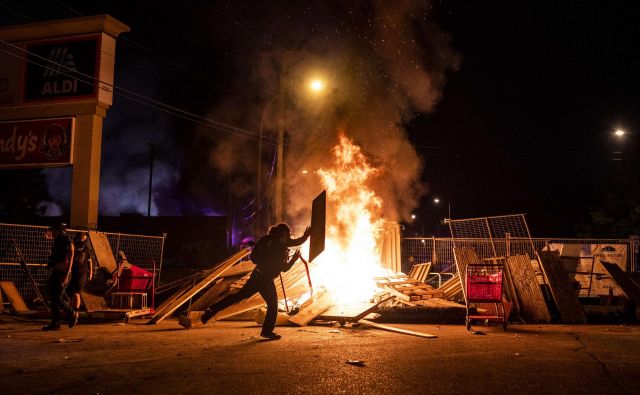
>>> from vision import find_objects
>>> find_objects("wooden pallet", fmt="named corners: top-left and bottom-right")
top-left (408, 262), bottom-right (431, 283)
top-left (376, 275), bottom-right (442, 301)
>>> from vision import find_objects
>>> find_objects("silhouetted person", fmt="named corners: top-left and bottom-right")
top-left (43, 223), bottom-right (78, 331)
top-left (68, 232), bottom-right (93, 314)
top-left (198, 223), bottom-right (310, 340)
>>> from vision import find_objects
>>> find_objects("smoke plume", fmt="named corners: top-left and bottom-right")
top-left (200, 0), bottom-right (459, 233)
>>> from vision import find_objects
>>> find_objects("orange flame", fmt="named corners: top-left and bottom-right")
top-left (309, 133), bottom-right (390, 303)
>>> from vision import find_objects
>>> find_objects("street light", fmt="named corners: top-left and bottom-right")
top-left (308, 78), bottom-right (326, 94)
top-left (256, 73), bottom-right (329, 236)
top-left (614, 128), bottom-right (626, 137)
top-left (433, 197), bottom-right (451, 219)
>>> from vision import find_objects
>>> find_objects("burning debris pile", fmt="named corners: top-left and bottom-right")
top-left (146, 136), bottom-right (469, 336)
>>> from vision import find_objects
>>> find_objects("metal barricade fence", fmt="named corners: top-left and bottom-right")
top-left (0, 223), bottom-right (165, 303)
top-left (402, 236), bottom-right (637, 280)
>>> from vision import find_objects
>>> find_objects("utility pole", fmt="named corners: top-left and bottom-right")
top-left (146, 143), bottom-right (154, 216)
top-left (256, 123), bottom-right (263, 237)
top-left (275, 56), bottom-right (287, 224)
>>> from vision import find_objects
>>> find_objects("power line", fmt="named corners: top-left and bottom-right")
top-left (0, 39), bottom-right (276, 144)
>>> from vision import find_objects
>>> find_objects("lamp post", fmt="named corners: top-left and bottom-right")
top-left (256, 75), bottom-right (328, 236)
top-left (433, 197), bottom-right (451, 219)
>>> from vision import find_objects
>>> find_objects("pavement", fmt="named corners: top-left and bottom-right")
top-left (1, 315), bottom-right (639, 394)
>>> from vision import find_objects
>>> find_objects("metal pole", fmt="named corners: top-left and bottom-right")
top-left (146, 143), bottom-right (154, 217)
top-left (275, 56), bottom-right (287, 224)
top-left (257, 122), bottom-right (263, 237)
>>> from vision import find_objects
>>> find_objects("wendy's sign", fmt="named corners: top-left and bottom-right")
top-left (0, 118), bottom-right (74, 168)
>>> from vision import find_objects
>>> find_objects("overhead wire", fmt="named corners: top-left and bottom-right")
top-left (0, 38), bottom-right (276, 144)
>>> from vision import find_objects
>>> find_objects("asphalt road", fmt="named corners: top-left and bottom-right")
top-left (1, 316), bottom-right (638, 394)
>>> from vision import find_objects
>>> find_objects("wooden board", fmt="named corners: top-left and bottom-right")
top-left (600, 262), bottom-right (640, 306)
top-left (221, 261), bottom-right (255, 278)
top-left (80, 290), bottom-right (109, 312)
top-left (190, 277), bottom-right (238, 311)
top-left (83, 308), bottom-right (151, 320)
top-left (88, 231), bottom-right (118, 274)
top-left (146, 248), bottom-right (250, 324)
top-left (538, 251), bottom-right (587, 323)
top-left (309, 190), bottom-right (326, 262)
top-left (288, 292), bottom-right (333, 326)
top-left (505, 254), bottom-right (551, 322)
top-left (358, 319), bottom-right (437, 339)
top-left (0, 281), bottom-right (29, 312)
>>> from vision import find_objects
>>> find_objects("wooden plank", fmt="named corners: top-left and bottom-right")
top-left (221, 261), bottom-right (255, 278)
top-left (0, 281), bottom-right (29, 312)
top-left (358, 319), bottom-right (437, 338)
top-left (381, 285), bottom-right (414, 302)
top-left (80, 290), bottom-right (108, 312)
top-left (147, 248), bottom-right (250, 324)
top-left (539, 251), bottom-right (587, 323)
top-left (190, 277), bottom-right (238, 312)
top-left (600, 262), bottom-right (640, 308)
top-left (288, 291), bottom-right (333, 326)
top-left (505, 254), bottom-right (551, 322)
top-left (88, 231), bottom-right (118, 274)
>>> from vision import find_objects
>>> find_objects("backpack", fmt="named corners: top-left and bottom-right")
top-left (250, 235), bottom-right (271, 267)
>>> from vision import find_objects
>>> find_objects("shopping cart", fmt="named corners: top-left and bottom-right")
top-left (465, 264), bottom-right (507, 331)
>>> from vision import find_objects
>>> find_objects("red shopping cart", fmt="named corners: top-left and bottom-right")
top-left (465, 264), bottom-right (507, 331)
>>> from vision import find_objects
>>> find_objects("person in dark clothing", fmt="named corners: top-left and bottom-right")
top-left (43, 223), bottom-right (78, 331)
top-left (199, 223), bottom-right (310, 340)
top-left (68, 232), bottom-right (93, 313)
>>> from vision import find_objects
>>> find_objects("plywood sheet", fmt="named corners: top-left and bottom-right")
top-left (505, 254), bottom-right (551, 322)
top-left (0, 281), bottom-right (29, 312)
top-left (80, 290), bottom-right (108, 312)
top-left (288, 292), bottom-right (333, 326)
top-left (538, 251), bottom-right (586, 323)
top-left (88, 231), bottom-right (117, 274)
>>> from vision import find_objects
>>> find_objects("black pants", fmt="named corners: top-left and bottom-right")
top-left (208, 270), bottom-right (278, 334)
top-left (49, 270), bottom-right (74, 324)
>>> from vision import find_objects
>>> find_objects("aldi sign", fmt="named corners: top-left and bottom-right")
top-left (25, 36), bottom-right (100, 102)
top-left (0, 118), bottom-right (74, 168)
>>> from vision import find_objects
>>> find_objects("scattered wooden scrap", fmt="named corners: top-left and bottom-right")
top-left (538, 251), bottom-right (587, 323)
top-left (376, 275), bottom-right (443, 302)
top-left (0, 281), bottom-right (29, 313)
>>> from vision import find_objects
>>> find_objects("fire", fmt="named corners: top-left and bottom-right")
top-left (308, 133), bottom-right (390, 303)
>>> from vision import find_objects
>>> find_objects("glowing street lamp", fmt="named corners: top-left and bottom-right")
top-left (614, 128), bottom-right (626, 138)
top-left (308, 77), bottom-right (326, 95)
top-left (433, 197), bottom-right (451, 219)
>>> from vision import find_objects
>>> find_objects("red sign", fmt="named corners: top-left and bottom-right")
top-left (0, 118), bottom-right (74, 168)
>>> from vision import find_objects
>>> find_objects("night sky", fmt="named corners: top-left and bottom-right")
top-left (1, 1), bottom-right (639, 237)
